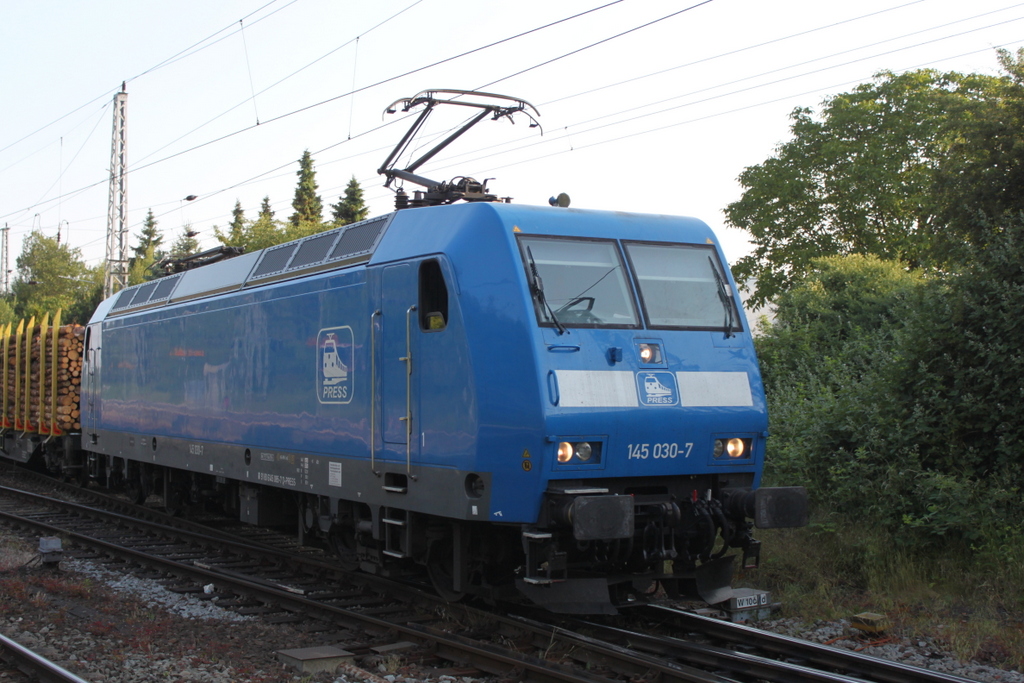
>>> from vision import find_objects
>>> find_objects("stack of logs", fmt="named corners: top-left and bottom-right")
top-left (3, 320), bottom-right (85, 434)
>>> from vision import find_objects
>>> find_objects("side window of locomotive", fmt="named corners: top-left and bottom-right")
top-left (419, 259), bottom-right (448, 331)
top-left (624, 242), bottom-right (743, 332)
top-left (518, 236), bottom-right (639, 328)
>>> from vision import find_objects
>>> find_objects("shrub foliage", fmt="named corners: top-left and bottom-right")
top-left (758, 221), bottom-right (1024, 555)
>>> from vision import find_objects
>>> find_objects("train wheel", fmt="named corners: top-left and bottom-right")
top-left (125, 466), bottom-right (149, 505)
top-left (327, 527), bottom-right (360, 572)
top-left (164, 483), bottom-right (187, 516)
top-left (125, 480), bottom-right (147, 505)
top-left (426, 539), bottom-right (466, 603)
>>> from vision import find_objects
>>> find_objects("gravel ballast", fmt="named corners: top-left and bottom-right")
top-left (1, 536), bottom-right (1021, 682)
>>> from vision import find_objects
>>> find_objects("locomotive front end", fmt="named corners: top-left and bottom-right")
top-left (509, 209), bottom-right (807, 613)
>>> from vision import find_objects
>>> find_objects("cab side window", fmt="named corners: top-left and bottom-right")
top-left (419, 259), bottom-right (449, 331)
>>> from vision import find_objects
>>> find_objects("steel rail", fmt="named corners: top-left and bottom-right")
top-left (0, 471), bottom-right (979, 683)
top-left (0, 504), bottom-right (610, 683)
top-left (638, 605), bottom-right (977, 683)
top-left (566, 618), bottom-right (872, 683)
top-left (0, 632), bottom-right (91, 683)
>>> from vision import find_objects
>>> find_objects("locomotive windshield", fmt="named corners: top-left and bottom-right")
top-left (624, 242), bottom-right (743, 332)
top-left (519, 236), bottom-right (639, 328)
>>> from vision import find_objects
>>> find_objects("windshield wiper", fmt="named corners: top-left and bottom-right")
top-left (526, 246), bottom-right (567, 335)
top-left (556, 265), bottom-right (618, 314)
top-left (709, 256), bottom-right (736, 338)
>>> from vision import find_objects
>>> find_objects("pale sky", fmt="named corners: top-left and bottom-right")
top-left (1, 0), bottom-right (1021, 276)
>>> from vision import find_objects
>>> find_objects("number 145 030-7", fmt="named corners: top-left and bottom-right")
top-left (627, 442), bottom-right (693, 460)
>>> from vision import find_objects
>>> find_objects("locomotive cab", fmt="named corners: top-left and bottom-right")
top-left (497, 205), bottom-right (806, 611)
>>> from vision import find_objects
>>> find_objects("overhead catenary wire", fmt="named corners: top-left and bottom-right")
top-left (239, 18), bottom-right (261, 125)
top-left (0, 0), bottom-right (296, 161)
top-left (427, 7), bottom-right (1024, 176)
top-left (6, 1), bottom-right (1024, 267)
top-left (157, 27), bottom-right (1024, 255)
top-left (66, 11), bottom-right (1024, 258)
top-left (149, 2), bottom-right (1024, 216)
top-left (132, 0), bottom-right (428, 167)
top-left (411, 38), bottom-right (1024, 203)
top-left (0, 0), bottom-right (628, 224)
top-left (277, 7), bottom-right (1024, 213)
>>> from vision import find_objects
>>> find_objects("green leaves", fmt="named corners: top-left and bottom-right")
top-left (11, 230), bottom-right (101, 324)
top-left (759, 219), bottom-right (1024, 555)
top-left (728, 58), bottom-right (1022, 309)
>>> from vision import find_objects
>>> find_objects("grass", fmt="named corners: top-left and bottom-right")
top-left (749, 519), bottom-right (1024, 670)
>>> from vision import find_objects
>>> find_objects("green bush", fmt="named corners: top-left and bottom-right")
top-left (757, 223), bottom-right (1024, 558)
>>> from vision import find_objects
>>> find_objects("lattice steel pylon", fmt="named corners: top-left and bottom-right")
top-left (104, 86), bottom-right (129, 299)
top-left (1, 224), bottom-right (9, 295)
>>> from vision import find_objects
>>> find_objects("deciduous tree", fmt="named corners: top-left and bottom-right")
top-left (726, 65), bottom-right (1007, 308)
top-left (11, 231), bottom-right (101, 323)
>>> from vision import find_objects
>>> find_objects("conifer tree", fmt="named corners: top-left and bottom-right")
top-left (214, 196), bottom-right (287, 252)
top-left (290, 150), bottom-right (323, 227)
top-left (331, 176), bottom-right (369, 226)
top-left (129, 209), bottom-right (165, 284)
top-left (250, 196), bottom-right (285, 250)
top-left (259, 195), bottom-right (275, 220)
top-left (227, 200), bottom-right (246, 244)
top-left (132, 209), bottom-right (164, 262)
top-left (169, 223), bottom-right (201, 259)
top-left (215, 200), bottom-right (248, 248)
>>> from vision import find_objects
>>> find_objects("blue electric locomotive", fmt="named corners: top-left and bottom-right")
top-left (68, 197), bottom-right (806, 612)
top-left (4, 91), bottom-right (807, 613)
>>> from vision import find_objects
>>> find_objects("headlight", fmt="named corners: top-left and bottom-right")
top-left (638, 343), bottom-right (662, 364)
top-left (555, 441), bottom-right (601, 464)
top-left (575, 442), bottom-right (592, 461)
top-left (713, 437), bottom-right (751, 459)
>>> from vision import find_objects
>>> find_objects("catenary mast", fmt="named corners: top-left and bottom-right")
top-left (104, 83), bottom-right (129, 299)
top-left (1, 224), bottom-right (9, 295)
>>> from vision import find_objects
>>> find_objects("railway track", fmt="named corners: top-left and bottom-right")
top-left (0, 631), bottom-right (91, 683)
top-left (0, 468), bottom-right (983, 683)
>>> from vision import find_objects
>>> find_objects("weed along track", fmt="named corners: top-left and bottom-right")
top-left (0, 466), bottom-right (987, 683)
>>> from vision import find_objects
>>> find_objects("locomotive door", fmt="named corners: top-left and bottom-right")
top-left (82, 323), bottom-right (101, 437)
top-left (379, 263), bottom-right (420, 462)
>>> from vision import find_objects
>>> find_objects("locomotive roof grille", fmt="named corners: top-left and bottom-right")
top-left (150, 274), bottom-right (181, 302)
top-left (246, 214), bottom-right (391, 285)
top-left (112, 288), bottom-right (137, 311)
top-left (103, 213), bottom-right (394, 319)
top-left (290, 231), bottom-right (340, 269)
top-left (250, 243), bottom-right (297, 279)
top-left (328, 218), bottom-right (387, 260)
top-left (129, 281), bottom-right (160, 306)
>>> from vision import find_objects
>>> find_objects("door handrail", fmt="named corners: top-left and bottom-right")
top-left (370, 309), bottom-right (381, 475)
top-left (399, 305), bottom-right (417, 478)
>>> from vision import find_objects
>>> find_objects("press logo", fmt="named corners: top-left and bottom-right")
top-left (317, 326), bottom-right (354, 404)
top-left (636, 371), bottom-right (678, 406)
